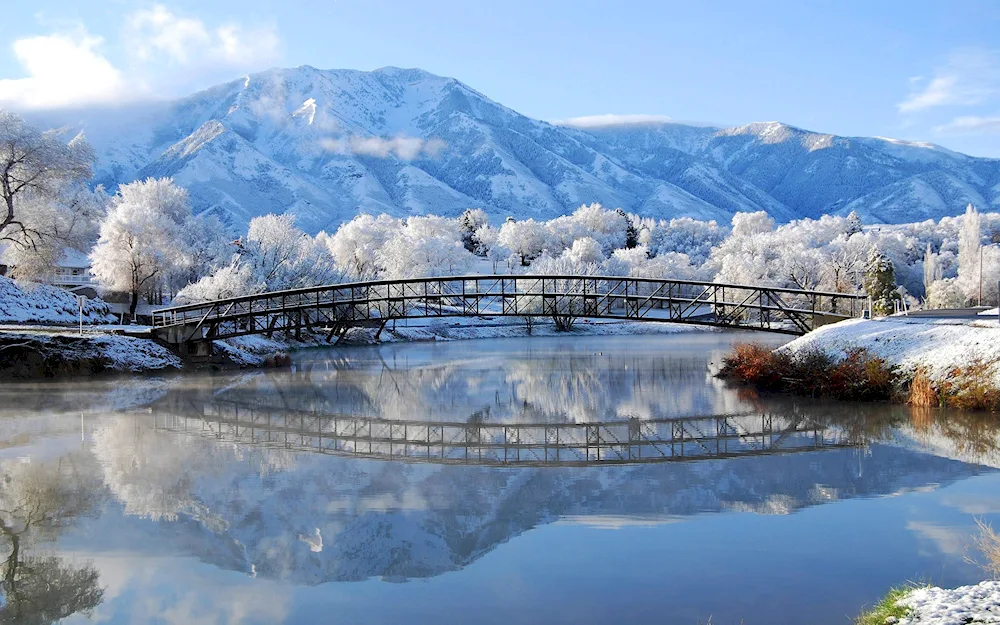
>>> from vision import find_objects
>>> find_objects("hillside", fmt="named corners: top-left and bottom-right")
top-left (32, 66), bottom-right (1000, 233)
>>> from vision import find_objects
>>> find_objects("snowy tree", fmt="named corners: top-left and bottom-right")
top-left (2, 183), bottom-right (108, 281)
top-left (618, 209), bottom-right (639, 249)
top-left (958, 203), bottom-right (983, 304)
top-left (322, 214), bottom-right (400, 280)
top-left (458, 208), bottom-right (489, 253)
top-left (563, 237), bottom-right (605, 266)
top-left (239, 214), bottom-right (340, 290)
top-left (926, 277), bottom-right (965, 309)
top-left (173, 213), bottom-right (233, 290)
top-left (923, 243), bottom-right (942, 296)
top-left (473, 224), bottom-right (509, 272)
top-left (731, 211), bottom-right (775, 238)
top-left (90, 178), bottom-right (191, 316)
top-left (498, 218), bottom-right (546, 266)
top-left (862, 248), bottom-right (900, 316)
top-left (0, 113), bottom-right (99, 279)
top-left (178, 213), bottom-right (341, 303)
top-left (846, 210), bottom-right (863, 236)
top-left (377, 216), bottom-right (473, 279)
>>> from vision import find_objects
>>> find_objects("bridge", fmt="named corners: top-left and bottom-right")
top-left (151, 275), bottom-right (868, 350)
top-left (147, 398), bottom-right (854, 467)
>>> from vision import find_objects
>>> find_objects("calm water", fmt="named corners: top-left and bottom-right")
top-left (2, 332), bottom-right (1000, 624)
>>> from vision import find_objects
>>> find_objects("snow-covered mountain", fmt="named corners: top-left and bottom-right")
top-left (36, 66), bottom-right (1000, 233)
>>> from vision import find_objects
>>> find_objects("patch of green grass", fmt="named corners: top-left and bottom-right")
top-left (855, 585), bottom-right (925, 625)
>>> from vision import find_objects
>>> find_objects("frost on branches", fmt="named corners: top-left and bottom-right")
top-left (0, 112), bottom-right (102, 281)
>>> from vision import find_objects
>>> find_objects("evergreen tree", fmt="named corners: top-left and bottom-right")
top-left (457, 208), bottom-right (488, 253)
top-left (862, 248), bottom-right (900, 316)
top-left (616, 208), bottom-right (639, 249)
top-left (845, 210), bottom-right (862, 236)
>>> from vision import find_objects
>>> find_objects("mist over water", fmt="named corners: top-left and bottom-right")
top-left (1, 332), bottom-right (999, 624)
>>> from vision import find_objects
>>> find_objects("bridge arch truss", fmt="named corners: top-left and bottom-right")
top-left (151, 275), bottom-right (868, 345)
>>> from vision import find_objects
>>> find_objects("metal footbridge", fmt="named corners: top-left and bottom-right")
top-left (150, 275), bottom-right (867, 348)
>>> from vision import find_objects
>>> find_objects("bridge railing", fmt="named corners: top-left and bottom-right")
top-left (151, 275), bottom-right (868, 342)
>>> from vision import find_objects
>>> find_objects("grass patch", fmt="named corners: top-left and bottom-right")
top-left (855, 585), bottom-right (921, 625)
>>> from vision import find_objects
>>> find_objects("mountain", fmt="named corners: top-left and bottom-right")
top-left (34, 66), bottom-right (1000, 233)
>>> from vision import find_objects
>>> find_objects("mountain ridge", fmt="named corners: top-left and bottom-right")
top-left (28, 65), bottom-right (1000, 233)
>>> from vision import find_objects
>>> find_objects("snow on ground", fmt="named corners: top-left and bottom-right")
top-left (899, 581), bottom-right (1000, 624)
top-left (0, 329), bottom-right (181, 373)
top-left (359, 317), bottom-right (710, 343)
top-left (0, 276), bottom-right (116, 324)
top-left (781, 317), bottom-right (1000, 381)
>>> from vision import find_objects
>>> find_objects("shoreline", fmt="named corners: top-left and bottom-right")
top-left (0, 318), bottom-right (718, 379)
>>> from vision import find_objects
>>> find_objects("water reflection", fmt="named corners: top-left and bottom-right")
top-left (1, 335), bottom-right (1000, 623)
top-left (0, 457), bottom-right (103, 624)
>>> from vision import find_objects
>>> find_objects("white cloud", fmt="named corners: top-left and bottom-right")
top-left (0, 31), bottom-right (129, 109)
top-left (553, 114), bottom-right (673, 129)
top-left (126, 5), bottom-right (279, 68)
top-left (934, 115), bottom-right (1000, 135)
top-left (898, 49), bottom-right (1000, 113)
top-left (319, 136), bottom-right (447, 160)
top-left (0, 6), bottom-right (281, 110)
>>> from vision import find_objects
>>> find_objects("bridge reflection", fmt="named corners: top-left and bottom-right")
top-left (149, 400), bottom-right (853, 466)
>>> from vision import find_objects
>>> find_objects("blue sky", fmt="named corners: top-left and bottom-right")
top-left (0, 0), bottom-right (998, 156)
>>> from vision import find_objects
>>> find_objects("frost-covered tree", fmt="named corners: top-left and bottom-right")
top-left (457, 208), bottom-right (489, 253)
top-left (2, 183), bottom-right (108, 281)
top-left (0, 112), bottom-right (97, 278)
top-left (958, 203), bottom-right (983, 304)
top-left (499, 218), bottom-right (546, 266)
top-left (618, 209), bottom-right (639, 249)
top-left (90, 178), bottom-right (191, 316)
top-left (563, 237), bottom-right (605, 266)
top-left (378, 216), bottom-right (473, 279)
top-left (322, 214), bottom-right (400, 280)
top-left (862, 248), bottom-right (900, 316)
top-left (846, 210), bottom-right (863, 236)
top-left (177, 213), bottom-right (340, 303)
top-left (173, 213), bottom-right (233, 290)
top-left (473, 224), bottom-right (509, 272)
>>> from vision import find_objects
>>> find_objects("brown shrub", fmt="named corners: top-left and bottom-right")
top-left (942, 360), bottom-right (1000, 411)
top-left (825, 348), bottom-right (899, 401)
top-left (718, 343), bottom-right (791, 390)
top-left (718, 343), bottom-right (898, 401)
top-left (908, 368), bottom-right (940, 408)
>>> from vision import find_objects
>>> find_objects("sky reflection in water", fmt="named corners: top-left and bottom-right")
top-left (1, 333), bottom-right (999, 625)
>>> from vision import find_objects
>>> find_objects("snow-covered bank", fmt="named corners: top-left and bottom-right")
top-left (0, 330), bottom-right (181, 378)
top-left (782, 317), bottom-right (1000, 383)
top-left (898, 580), bottom-right (1000, 624)
top-left (0, 275), bottom-right (115, 324)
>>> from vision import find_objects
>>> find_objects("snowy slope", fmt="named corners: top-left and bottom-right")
top-left (30, 67), bottom-right (1000, 233)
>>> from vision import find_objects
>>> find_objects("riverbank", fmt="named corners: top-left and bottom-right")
top-left (719, 316), bottom-right (1000, 408)
top-left (0, 329), bottom-right (181, 378)
top-left (0, 318), bottom-right (711, 378)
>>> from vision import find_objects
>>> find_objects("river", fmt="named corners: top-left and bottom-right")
top-left (1, 331), bottom-right (999, 624)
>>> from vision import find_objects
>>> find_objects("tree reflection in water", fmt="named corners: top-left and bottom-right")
top-left (0, 457), bottom-right (103, 624)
